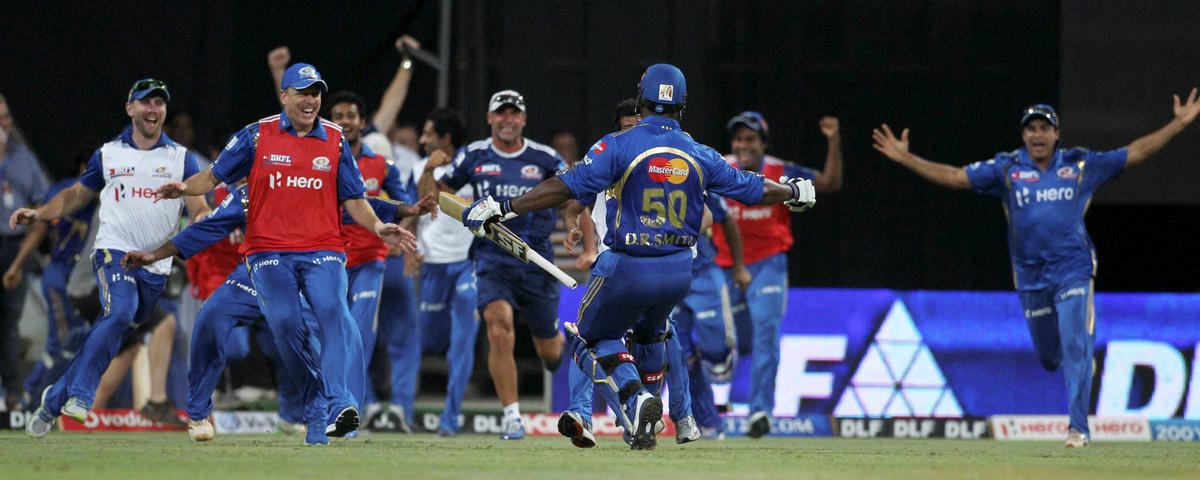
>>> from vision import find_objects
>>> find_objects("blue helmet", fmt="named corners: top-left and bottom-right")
top-left (638, 64), bottom-right (687, 113)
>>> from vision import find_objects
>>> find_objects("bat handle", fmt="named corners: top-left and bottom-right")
top-left (527, 251), bottom-right (579, 288)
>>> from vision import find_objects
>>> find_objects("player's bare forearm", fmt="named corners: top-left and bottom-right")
top-left (184, 195), bottom-right (211, 222)
top-left (344, 197), bottom-right (385, 231)
top-left (371, 64), bottom-right (413, 134)
top-left (509, 177), bottom-right (572, 215)
top-left (185, 170), bottom-right (222, 196)
top-left (42, 183), bottom-right (96, 221)
top-left (762, 179), bottom-right (800, 204)
top-left (1126, 118), bottom-right (1187, 168)
top-left (149, 241), bottom-right (180, 262)
top-left (898, 153), bottom-right (970, 190)
top-left (720, 216), bottom-right (748, 271)
top-left (417, 170), bottom-right (451, 201)
top-left (815, 136), bottom-right (844, 193)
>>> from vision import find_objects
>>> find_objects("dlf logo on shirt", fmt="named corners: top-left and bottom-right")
top-left (267, 171), bottom-right (324, 190)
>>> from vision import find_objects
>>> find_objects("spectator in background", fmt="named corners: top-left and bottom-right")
top-left (386, 123), bottom-right (422, 177)
top-left (550, 129), bottom-right (580, 167)
top-left (0, 93), bottom-right (50, 409)
top-left (166, 111), bottom-right (212, 169)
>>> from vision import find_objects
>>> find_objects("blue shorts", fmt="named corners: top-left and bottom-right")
top-left (476, 262), bottom-right (560, 339)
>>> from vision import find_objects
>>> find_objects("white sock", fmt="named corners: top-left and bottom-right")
top-left (503, 402), bottom-right (520, 420)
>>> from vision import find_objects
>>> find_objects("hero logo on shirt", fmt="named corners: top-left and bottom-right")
top-left (1010, 170), bottom-right (1040, 182)
top-left (311, 156), bottom-right (331, 172)
top-left (267, 171), bottom-right (324, 190)
top-left (521, 165), bottom-right (543, 180)
top-left (265, 154), bottom-right (292, 167)
top-left (1057, 166), bottom-right (1079, 180)
top-left (108, 166), bottom-right (135, 179)
top-left (474, 163), bottom-right (502, 176)
top-left (647, 157), bottom-right (690, 184)
top-left (591, 140), bottom-right (606, 155)
top-left (658, 84), bottom-right (674, 102)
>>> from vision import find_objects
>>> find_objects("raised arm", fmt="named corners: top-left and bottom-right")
top-left (812, 116), bottom-right (844, 193)
top-left (1126, 87), bottom-right (1200, 168)
top-left (417, 149), bottom-right (455, 199)
top-left (872, 124), bottom-right (970, 190)
top-left (371, 36), bottom-right (420, 134)
top-left (267, 46), bottom-right (290, 97)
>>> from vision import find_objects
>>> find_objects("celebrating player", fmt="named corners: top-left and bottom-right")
top-left (154, 63), bottom-right (417, 440)
top-left (418, 90), bottom-right (566, 440)
top-left (872, 90), bottom-right (1200, 447)
top-left (712, 111), bottom-right (844, 438)
top-left (15, 78), bottom-right (209, 437)
top-left (463, 64), bottom-right (817, 449)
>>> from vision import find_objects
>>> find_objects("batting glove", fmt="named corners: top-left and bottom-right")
top-left (462, 195), bottom-right (516, 237)
top-left (780, 176), bottom-right (816, 212)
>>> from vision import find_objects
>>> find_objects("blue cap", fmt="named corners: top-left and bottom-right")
top-left (726, 111), bottom-right (770, 139)
top-left (281, 63), bottom-right (328, 92)
top-left (1021, 104), bottom-right (1058, 128)
top-left (639, 64), bottom-right (686, 113)
top-left (127, 78), bottom-right (170, 102)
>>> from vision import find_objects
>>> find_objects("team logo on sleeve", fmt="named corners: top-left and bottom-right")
top-left (591, 140), bottom-right (606, 154)
top-left (647, 157), bottom-right (690, 184)
top-left (1057, 166), bottom-right (1078, 180)
top-left (364, 178), bottom-right (379, 192)
top-left (1010, 170), bottom-right (1040, 182)
top-left (521, 165), bottom-right (543, 180)
top-left (311, 156), bottom-right (331, 172)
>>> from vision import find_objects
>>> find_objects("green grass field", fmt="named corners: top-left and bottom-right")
top-left (2, 432), bottom-right (1197, 480)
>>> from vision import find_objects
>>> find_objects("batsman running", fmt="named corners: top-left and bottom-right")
top-left (461, 64), bottom-right (817, 449)
top-left (873, 89), bottom-right (1200, 448)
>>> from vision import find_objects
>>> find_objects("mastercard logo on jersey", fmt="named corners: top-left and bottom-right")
top-left (647, 157), bottom-right (690, 184)
top-left (1011, 170), bottom-right (1040, 182)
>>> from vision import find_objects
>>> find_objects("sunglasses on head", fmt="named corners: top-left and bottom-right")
top-left (493, 94), bottom-right (524, 105)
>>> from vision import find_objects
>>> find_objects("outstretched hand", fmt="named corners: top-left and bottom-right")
top-left (121, 251), bottom-right (158, 271)
top-left (8, 208), bottom-right (38, 229)
top-left (154, 181), bottom-right (187, 201)
top-left (412, 193), bottom-right (439, 219)
top-left (872, 124), bottom-right (911, 163)
top-left (376, 223), bottom-right (418, 254)
top-left (1173, 87), bottom-right (1200, 126)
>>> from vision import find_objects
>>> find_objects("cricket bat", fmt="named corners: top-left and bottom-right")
top-left (438, 192), bottom-right (578, 289)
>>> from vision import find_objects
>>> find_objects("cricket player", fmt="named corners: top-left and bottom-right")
top-left (712, 111), bottom-right (843, 438)
top-left (15, 79), bottom-right (209, 437)
top-left (401, 108), bottom-right (477, 436)
top-left (463, 64), bottom-right (817, 449)
top-left (872, 90), bottom-right (1200, 447)
top-left (418, 91), bottom-right (566, 440)
top-left (325, 90), bottom-right (420, 414)
top-left (154, 63), bottom-right (417, 439)
top-left (4, 159), bottom-right (96, 407)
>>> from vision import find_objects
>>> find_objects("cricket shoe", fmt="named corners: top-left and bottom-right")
top-left (142, 400), bottom-right (187, 428)
top-left (325, 405), bottom-right (360, 438)
top-left (61, 396), bottom-right (89, 423)
top-left (501, 415), bottom-right (525, 440)
top-left (746, 411), bottom-right (771, 439)
top-left (1065, 428), bottom-right (1089, 448)
top-left (277, 420), bottom-right (306, 436)
top-left (675, 415), bottom-right (701, 444)
top-left (557, 411), bottom-right (596, 448)
top-left (306, 418), bottom-right (329, 446)
top-left (188, 418), bottom-right (215, 442)
top-left (627, 392), bottom-right (662, 451)
top-left (26, 386), bottom-right (55, 438)
top-left (700, 426), bottom-right (726, 441)
top-left (388, 403), bottom-right (413, 433)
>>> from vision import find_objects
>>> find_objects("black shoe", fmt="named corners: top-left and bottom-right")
top-left (746, 411), bottom-right (771, 439)
top-left (325, 406), bottom-right (360, 438)
top-left (628, 393), bottom-right (661, 451)
top-left (141, 401), bottom-right (187, 428)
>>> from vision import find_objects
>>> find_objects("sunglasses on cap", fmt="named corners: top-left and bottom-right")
top-left (128, 78), bottom-right (170, 102)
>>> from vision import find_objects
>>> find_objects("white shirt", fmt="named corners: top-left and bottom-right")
top-left (414, 157), bottom-right (474, 264)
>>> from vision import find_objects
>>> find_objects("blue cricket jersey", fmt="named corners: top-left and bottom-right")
top-left (693, 193), bottom-right (728, 272)
top-left (559, 115), bottom-right (764, 257)
top-left (965, 146), bottom-right (1127, 291)
top-left (44, 178), bottom-right (97, 266)
top-left (439, 138), bottom-right (565, 269)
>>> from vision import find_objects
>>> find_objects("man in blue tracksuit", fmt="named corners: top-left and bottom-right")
top-left (463, 64), bottom-right (817, 449)
top-left (873, 90), bottom-right (1200, 447)
top-left (125, 184), bottom-right (413, 444)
